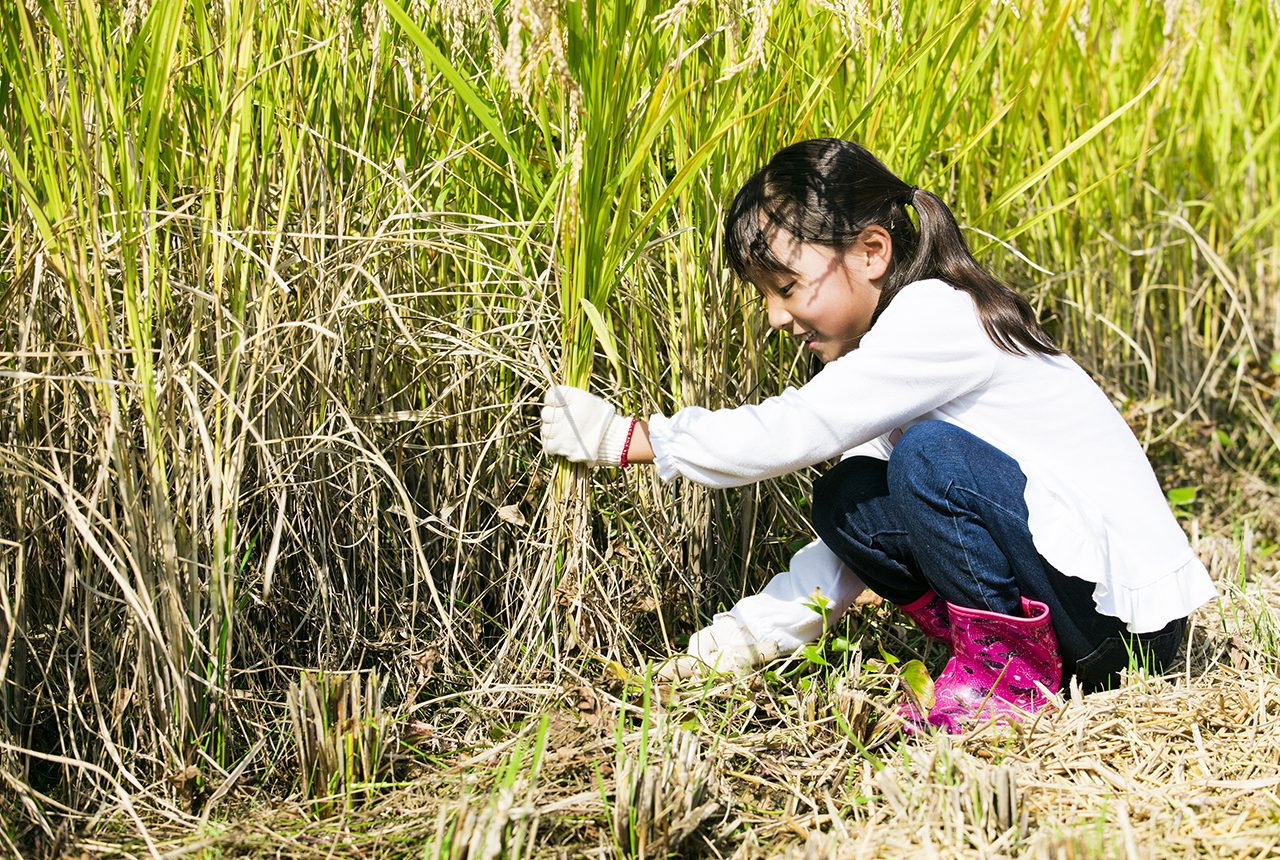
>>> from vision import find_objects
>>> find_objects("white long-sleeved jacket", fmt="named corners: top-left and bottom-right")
top-left (649, 279), bottom-right (1216, 636)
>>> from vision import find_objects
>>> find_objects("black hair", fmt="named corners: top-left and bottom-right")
top-left (724, 138), bottom-right (1060, 357)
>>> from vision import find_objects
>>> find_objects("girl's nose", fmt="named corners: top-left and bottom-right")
top-left (765, 296), bottom-right (792, 331)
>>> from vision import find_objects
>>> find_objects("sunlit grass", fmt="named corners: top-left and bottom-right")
top-left (0, 0), bottom-right (1276, 851)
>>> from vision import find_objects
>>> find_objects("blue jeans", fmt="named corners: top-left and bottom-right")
top-left (811, 421), bottom-right (1185, 690)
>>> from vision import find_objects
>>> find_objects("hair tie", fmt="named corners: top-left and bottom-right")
top-left (904, 185), bottom-right (919, 207)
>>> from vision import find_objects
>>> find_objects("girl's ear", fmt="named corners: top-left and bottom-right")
top-left (856, 225), bottom-right (894, 283)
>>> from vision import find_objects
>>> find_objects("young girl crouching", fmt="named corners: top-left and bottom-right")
top-left (540, 138), bottom-right (1216, 732)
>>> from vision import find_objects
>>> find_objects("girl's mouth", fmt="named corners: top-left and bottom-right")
top-left (799, 330), bottom-right (818, 349)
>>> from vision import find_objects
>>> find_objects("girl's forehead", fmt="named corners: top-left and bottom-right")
top-left (765, 224), bottom-right (803, 260)
top-left (767, 231), bottom-right (855, 268)
top-left (762, 213), bottom-right (867, 255)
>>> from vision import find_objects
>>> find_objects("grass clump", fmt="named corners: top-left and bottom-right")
top-left (0, 0), bottom-right (1277, 855)
top-left (287, 670), bottom-right (390, 814)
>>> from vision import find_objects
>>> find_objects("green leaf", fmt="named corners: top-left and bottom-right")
top-left (900, 659), bottom-right (936, 712)
top-left (876, 642), bottom-right (900, 665)
top-left (615, 95), bottom-right (781, 274)
top-left (799, 644), bottom-right (827, 667)
top-left (832, 637), bottom-right (851, 653)
top-left (803, 587), bottom-right (833, 619)
top-left (976, 61), bottom-right (1167, 224)
top-left (577, 297), bottom-right (622, 375)
top-left (1166, 487), bottom-right (1199, 506)
top-left (382, 0), bottom-right (541, 196)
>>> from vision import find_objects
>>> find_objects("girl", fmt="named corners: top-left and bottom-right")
top-left (541, 139), bottom-right (1216, 732)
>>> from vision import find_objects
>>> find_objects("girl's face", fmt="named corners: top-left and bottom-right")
top-left (757, 228), bottom-right (891, 364)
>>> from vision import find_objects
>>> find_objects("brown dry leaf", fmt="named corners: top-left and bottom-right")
top-left (168, 765), bottom-right (201, 791)
top-left (399, 719), bottom-right (434, 742)
top-left (1228, 635), bottom-right (1252, 669)
top-left (571, 685), bottom-right (607, 728)
top-left (572, 685), bottom-right (597, 713)
top-left (496, 504), bottom-right (526, 526)
top-left (167, 765), bottom-right (202, 809)
top-left (111, 687), bottom-right (134, 720)
top-left (411, 647), bottom-right (439, 680)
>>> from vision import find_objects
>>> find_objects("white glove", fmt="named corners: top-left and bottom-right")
top-left (657, 616), bottom-right (784, 680)
top-left (540, 385), bottom-right (635, 467)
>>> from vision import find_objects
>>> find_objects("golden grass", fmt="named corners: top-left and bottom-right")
top-left (50, 553), bottom-right (1280, 860)
top-left (2, 0), bottom-right (1279, 854)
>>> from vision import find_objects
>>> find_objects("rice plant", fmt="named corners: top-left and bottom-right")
top-left (0, 0), bottom-right (1276, 851)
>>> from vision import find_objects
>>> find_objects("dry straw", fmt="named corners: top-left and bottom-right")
top-left (0, 0), bottom-right (1277, 854)
top-left (90, 587), bottom-right (1280, 858)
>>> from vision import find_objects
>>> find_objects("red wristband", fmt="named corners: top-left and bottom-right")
top-left (620, 418), bottom-right (638, 468)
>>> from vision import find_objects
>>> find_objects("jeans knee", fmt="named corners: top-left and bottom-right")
top-left (891, 420), bottom-right (962, 461)
top-left (886, 421), bottom-right (954, 498)
top-left (887, 421), bottom-right (1024, 503)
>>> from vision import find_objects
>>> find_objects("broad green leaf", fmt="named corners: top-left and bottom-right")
top-left (577, 297), bottom-right (622, 375)
top-left (799, 644), bottom-right (827, 667)
top-left (900, 659), bottom-right (936, 712)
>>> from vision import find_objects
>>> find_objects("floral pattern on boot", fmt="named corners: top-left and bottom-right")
top-left (899, 589), bottom-right (951, 643)
top-left (926, 596), bottom-right (1062, 733)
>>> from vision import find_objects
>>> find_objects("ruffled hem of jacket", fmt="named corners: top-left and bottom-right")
top-left (1089, 554), bottom-right (1219, 633)
top-left (1024, 474), bottom-right (1218, 633)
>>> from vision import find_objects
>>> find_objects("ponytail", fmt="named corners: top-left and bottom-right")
top-left (725, 139), bottom-right (1060, 357)
top-left (879, 188), bottom-right (1060, 355)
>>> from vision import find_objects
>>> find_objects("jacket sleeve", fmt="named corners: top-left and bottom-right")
top-left (648, 281), bottom-right (997, 487)
top-left (720, 538), bottom-right (865, 653)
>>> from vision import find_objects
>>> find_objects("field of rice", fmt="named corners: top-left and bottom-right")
top-left (1, 0), bottom-right (1278, 856)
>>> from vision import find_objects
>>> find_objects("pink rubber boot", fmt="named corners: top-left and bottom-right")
top-left (895, 590), bottom-right (952, 725)
top-left (926, 596), bottom-right (1062, 733)
top-left (899, 590), bottom-right (951, 643)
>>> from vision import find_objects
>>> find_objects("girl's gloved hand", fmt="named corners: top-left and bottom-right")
top-left (658, 616), bottom-right (784, 680)
top-left (656, 539), bottom-right (862, 681)
top-left (541, 385), bottom-right (635, 467)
